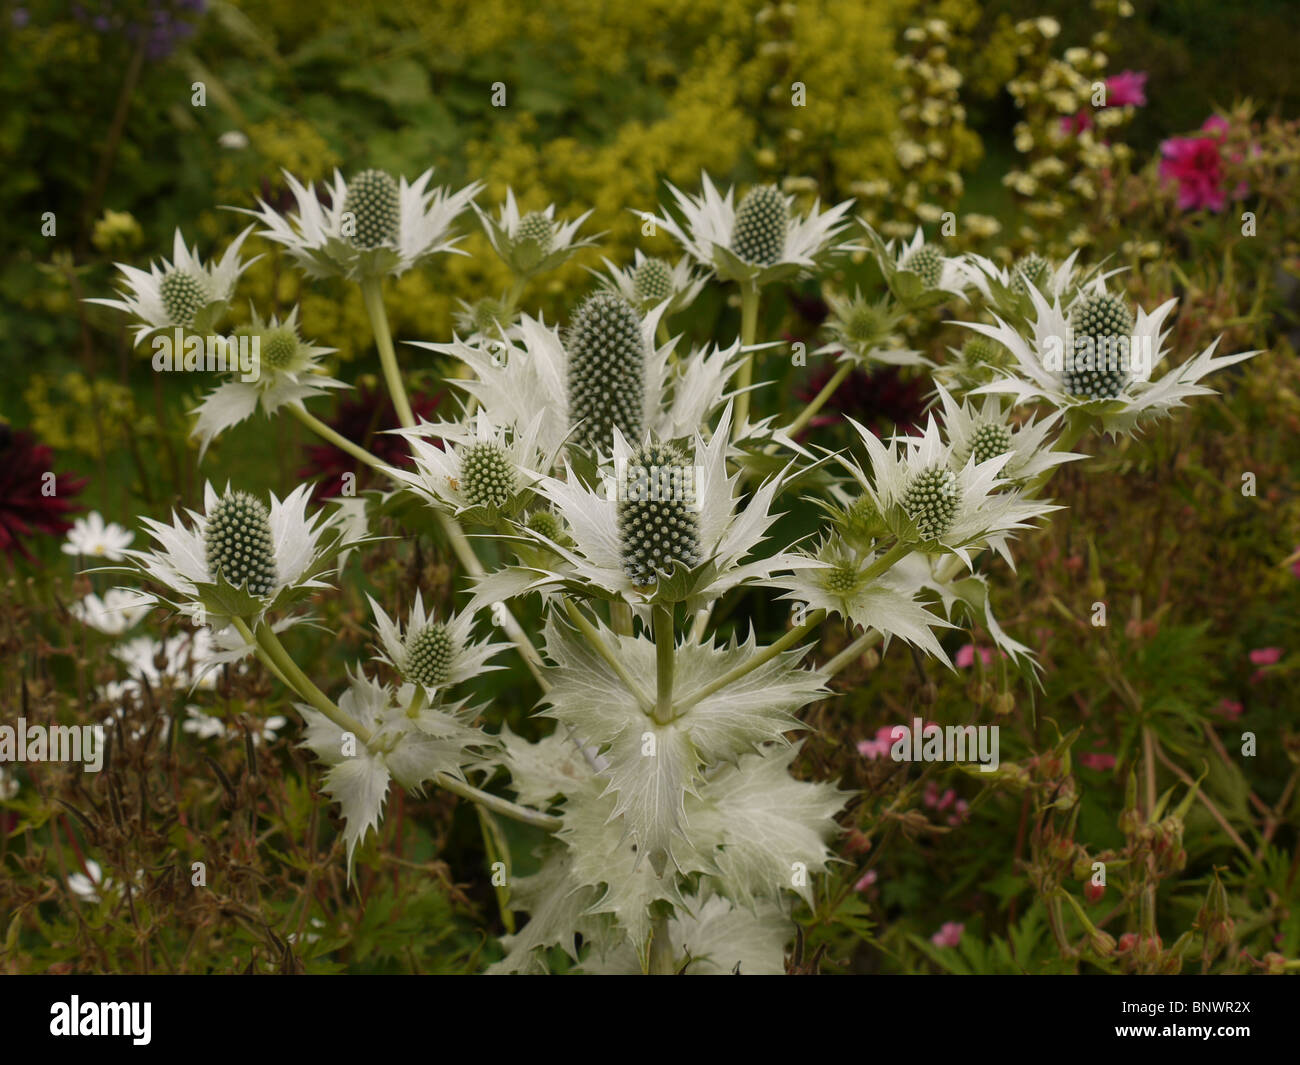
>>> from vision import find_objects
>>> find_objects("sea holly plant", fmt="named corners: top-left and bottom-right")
top-left (90, 165), bottom-right (1261, 975)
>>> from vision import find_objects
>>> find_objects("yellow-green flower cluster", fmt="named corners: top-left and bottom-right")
top-left (23, 372), bottom-right (153, 459)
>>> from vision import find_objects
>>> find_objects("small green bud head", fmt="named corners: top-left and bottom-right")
top-left (405, 623), bottom-right (456, 688)
top-left (1066, 291), bottom-right (1134, 399)
top-left (460, 442), bottom-right (516, 508)
top-left (514, 211), bottom-right (554, 256)
top-left (962, 334), bottom-right (1009, 366)
top-left (205, 491), bottom-right (277, 598)
top-left (567, 291), bottom-right (646, 452)
top-left (343, 169), bottom-right (401, 249)
top-left (618, 441), bottom-right (700, 585)
top-left (260, 327), bottom-right (299, 372)
top-left (903, 465), bottom-right (959, 540)
top-left (525, 509), bottom-right (563, 542)
top-left (160, 269), bottom-right (206, 327)
top-left (845, 302), bottom-right (886, 345)
top-left (1010, 252), bottom-right (1050, 297)
top-left (902, 245), bottom-right (944, 289)
top-left (631, 257), bottom-right (674, 305)
top-left (822, 562), bottom-right (863, 596)
top-left (969, 422), bottom-right (1013, 466)
top-left (731, 185), bottom-right (789, 266)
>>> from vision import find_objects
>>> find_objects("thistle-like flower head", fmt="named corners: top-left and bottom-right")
top-left (617, 441), bottom-right (701, 585)
top-left (204, 491), bottom-right (278, 598)
top-left (473, 188), bottom-right (598, 276)
top-left (864, 225), bottom-right (977, 309)
top-left (368, 593), bottom-right (508, 700)
top-left (594, 250), bottom-right (707, 317)
top-left (816, 289), bottom-right (922, 368)
top-left (567, 290), bottom-right (647, 453)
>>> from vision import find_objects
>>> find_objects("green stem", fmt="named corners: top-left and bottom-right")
top-left (732, 282), bottom-right (761, 438)
top-left (647, 912), bottom-right (675, 975)
top-left (232, 616), bottom-right (294, 689)
top-left (677, 608), bottom-right (827, 713)
top-left (563, 598), bottom-right (654, 712)
top-left (361, 276), bottom-right (415, 429)
top-left (652, 605), bottom-right (675, 726)
top-left (253, 622), bottom-right (371, 742)
top-left (860, 540), bottom-right (912, 584)
top-left (782, 361), bottom-right (851, 442)
top-left (287, 403), bottom-right (386, 472)
top-left (822, 627), bottom-right (884, 677)
top-left (437, 773), bottom-right (561, 833)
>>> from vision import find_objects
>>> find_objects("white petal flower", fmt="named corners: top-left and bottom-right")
top-left (654, 173), bottom-right (856, 286)
top-left (181, 705), bottom-right (228, 740)
top-left (367, 591), bottom-right (509, 700)
top-left (67, 860), bottom-right (112, 903)
top-left (0, 765), bottom-right (18, 800)
top-left (86, 227), bottom-right (257, 347)
top-left (967, 281), bottom-right (1262, 436)
top-left (70, 588), bottom-right (151, 635)
top-left (473, 188), bottom-right (599, 276)
top-left (191, 305), bottom-right (347, 457)
top-left (232, 168), bottom-right (483, 281)
top-left (62, 511), bottom-right (134, 560)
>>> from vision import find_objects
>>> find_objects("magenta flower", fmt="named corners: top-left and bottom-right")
top-left (1216, 699), bottom-right (1244, 720)
top-left (1079, 751), bottom-right (1117, 772)
top-left (955, 643), bottom-right (999, 668)
top-left (854, 870), bottom-right (878, 892)
top-left (931, 922), bottom-right (964, 948)
top-left (1060, 111), bottom-right (1093, 136)
top-left (1159, 115), bottom-right (1246, 212)
top-left (1249, 647), bottom-right (1283, 666)
top-left (1105, 70), bottom-right (1147, 107)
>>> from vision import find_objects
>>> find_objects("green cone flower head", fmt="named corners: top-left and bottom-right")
top-left (731, 185), bottom-right (789, 266)
top-left (567, 290), bottom-right (646, 452)
top-left (159, 270), bottom-right (207, 328)
top-left (511, 211), bottom-right (555, 270)
top-left (526, 508), bottom-right (565, 543)
top-left (1067, 291), bottom-right (1134, 400)
top-left (902, 465), bottom-right (959, 540)
top-left (962, 334), bottom-right (1008, 366)
top-left (967, 422), bottom-right (1013, 466)
top-left (618, 441), bottom-right (700, 585)
top-left (460, 441), bottom-right (517, 508)
top-left (631, 257), bottom-right (674, 305)
top-left (343, 169), bottom-right (401, 249)
top-left (404, 622), bottom-right (457, 688)
top-left (902, 244), bottom-right (944, 290)
top-left (204, 491), bottom-right (277, 597)
top-left (1010, 253), bottom-right (1050, 297)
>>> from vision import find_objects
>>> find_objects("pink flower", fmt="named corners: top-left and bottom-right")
top-left (854, 870), bottom-right (878, 892)
top-left (1249, 647), bottom-right (1283, 666)
top-left (1079, 752), bottom-right (1117, 772)
top-left (857, 725), bottom-right (897, 760)
top-left (1060, 111), bottom-right (1093, 135)
top-left (1159, 114), bottom-right (1248, 212)
top-left (947, 799), bottom-right (970, 827)
top-left (1105, 70), bottom-right (1147, 108)
top-left (955, 644), bottom-right (1001, 668)
top-left (931, 922), bottom-right (964, 948)
top-left (1216, 699), bottom-right (1244, 720)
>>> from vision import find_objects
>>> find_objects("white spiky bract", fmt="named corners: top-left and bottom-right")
top-left (233, 168), bottom-right (483, 281)
top-left (593, 249), bottom-right (707, 316)
top-left (86, 227), bottom-right (257, 346)
top-left (367, 592), bottom-right (509, 701)
top-left (966, 281), bottom-right (1262, 436)
top-left (473, 187), bottom-right (599, 275)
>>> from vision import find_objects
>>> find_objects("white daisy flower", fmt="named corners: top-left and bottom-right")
top-left (863, 225), bottom-right (980, 309)
top-left (86, 227), bottom-right (257, 346)
top-left (654, 172), bottom-right (856, 286)
top-left (112, 629), bottom-right (219, 694)
top-left (517, 406), bottom-right (817, 609)
top-left (967, 281), bottom-right (1262, 436)
top-left (473, 188), bottom-right (598, 276)
top-left (120, 483), bottom-right (351, 625)
top-left (843, 414), bottom-right (1058, 568)
top-left (0, 765), bottom-right (19, 800)
top-left (191, 305), bottom-right (347, 457)
top-left (367, 592), bottom-right (509, 701)
top-left (62, 511), bottom-right (135, 561)
top-left (592, 250), bottom-right (707, 317)
top-left (297, 667), bottom-right (493, 875)
top-left (383, 409), bottom-right (554, 525)
top-left (181, 705), bottom-right (227, 740)
top-left (418, 297), bottom-right (743, 459)
top-left (933, 383), bottom-right (1085, 483)
top-left (67, 860), bottom-right (112, 903)
top-left (233, 168), bottom-right (483, 281)
top-left (70, 588), bottom-right (151, 635)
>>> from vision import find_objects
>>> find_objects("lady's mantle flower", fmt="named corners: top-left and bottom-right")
top-left (385, 410), bottom-right (554, 525)
top-left (419, 301), bottom-right (743, 458)
top-left (934, 384), bottom-right (1084, 484)
top-left (594, 250), bottom-right (707, 317)
top-left (87, 227), bottom-right (256, 346)
top-left (62, 511), bottom-right (134, 560)
top-left (864, 225), bottom-right (979, 309)
top-left (844, 415), bottom-right (1057, 567)
top-left (473, 188), bottom-right (598, 276)
top-left (121, 483), bottom-right (356, 624)
top-left (297, 668), bottom-right (493, 875)
top-left (520, 407), bottom-right (814, 608)
top-left (191, 305), bottom-right (346, 457)
top-left (235, 168), bottom-right (483, 281)
top-left (655, 173), bottom-right (856, 286)
top-left (368, 593), bottom-right (508, 700)
top-left (967, 281), bottom-right (1260, 436)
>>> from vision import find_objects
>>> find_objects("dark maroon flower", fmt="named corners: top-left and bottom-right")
top-left (0, 425), bottom-right (87, 561)
top-left (795, 363), bottom-right (927, 440)
top-left (297, 384), bottom-right (441, 498)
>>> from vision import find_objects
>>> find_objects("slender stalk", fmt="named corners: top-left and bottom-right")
top-left (781, 361), bottom-right (851, 442)
top-left (288, 403), bottom-right (387, 472)
top-left (822, 627), bottom-right (884, 677)
top-left (232, 616), bottom-right (293, 690)
top-left (676, 609), bottom-right (827, 713)
top-left (652, 605), bottom-right (675, 725)
top-left (361, 276), bottom-right (415, 429)
top-left (611, 600), bottom-right (634, 637)
top-left (437, 773), bottom-right (561, 832)
top-left (647, 912), bottom-right (675, 975)
top-left (732, 282), bottom-right (761, 437)
top-left (254, 622), bottom-right (371, 741)
top-left (860, 540), bottom-right (912, 583)
top-left (563, 598), bottom-right (654, 712)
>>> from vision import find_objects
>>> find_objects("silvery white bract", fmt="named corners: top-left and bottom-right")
top-left (844, 415), bottom-right (1059, 567)
top-left (933, 383), bottom-right (1085, 483)
top-left (417, 311), bottom-right (745, 458)
top-left (367, 592), bottom-right (509, 701)
top-left (86, 227), bottom-right (257, 346)
top-left (963, 248), bottom-right (1122, 310)
top-left (297, 667), bottom-right (493, 876)
top-left (384, 409), bottom-right (555, 524)
top-left (593, 250), bottom-right (708, 316)
top-left (967, 281), bottom-right (1261, 436)
top-left (654, 172), bottom-right (857, 286)
top-left (234, 168), bottom-right (483, 281)
top-left (862, 225), bottom-right (980, 310)
top-left (191, 305), bottom-right (346, 457)
top-left (814, 288), bottom-right (924, 367)
top-left (473, 188), bottom-right (599, 276)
